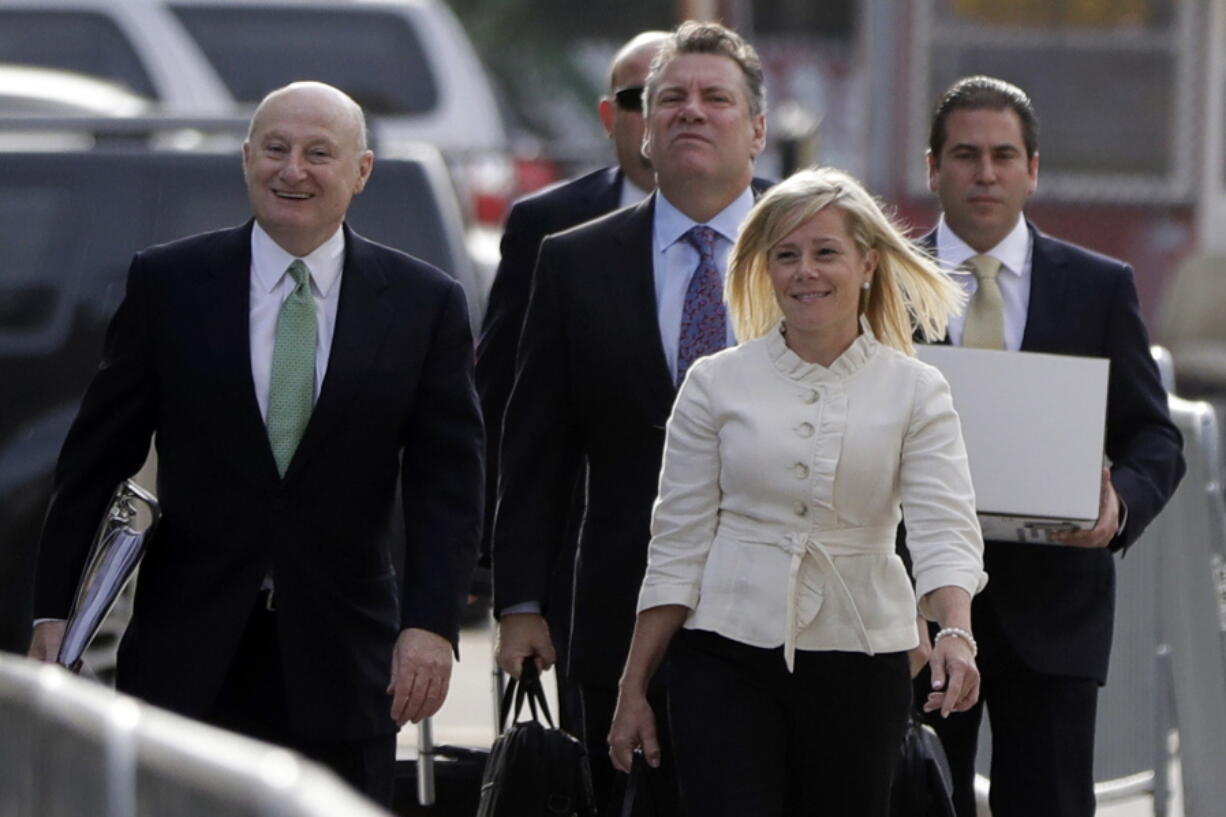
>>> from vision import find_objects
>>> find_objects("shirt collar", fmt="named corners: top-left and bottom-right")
top-left (653, 185), bottom-right (756, 255)
top-left (766, 314), bottom-right (879, 382)
top-left (250, 222), bottom-right (346, 296)
top-left (934, 214), bottom-right (1030, 278)
top-left (619, 176), bottom-right (651, 209)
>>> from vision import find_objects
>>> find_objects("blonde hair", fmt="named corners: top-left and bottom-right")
top-left (726, 166), bottom-right (964, 355)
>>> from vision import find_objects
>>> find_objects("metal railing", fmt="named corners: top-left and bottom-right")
top-left (0, 656), bottom-right (393, 817)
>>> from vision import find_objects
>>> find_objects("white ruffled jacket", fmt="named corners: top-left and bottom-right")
top-left (637, 321), bottom-right (987, 670)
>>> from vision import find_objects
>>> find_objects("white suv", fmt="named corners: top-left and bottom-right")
top-left (0, 0), bottom-right (232, 113)
top-left (0, 0), bottom-right (512, 294)
top-left (0, 0), bottom-right (506, 149)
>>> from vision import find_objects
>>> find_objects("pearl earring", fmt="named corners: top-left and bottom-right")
top-left (862, 280), bottom-right (871, 290)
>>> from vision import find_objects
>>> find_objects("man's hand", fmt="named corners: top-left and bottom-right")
top-left (28, 620), bottom-right (66, 664)
top-left (1050, 467), bottom-right (1119, 549)
top-left (495, 612), bottom-right (556, 678)
top-left (387, 628), bottom-right (453, 727)
top-left (908, 615), bottom-right (932, 679)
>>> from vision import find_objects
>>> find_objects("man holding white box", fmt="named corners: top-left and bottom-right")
top-left (914, 75), bottom-right (1185, 817)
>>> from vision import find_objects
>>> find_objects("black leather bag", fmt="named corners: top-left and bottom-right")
top-left (476, 662), bottom-right (597, 817)
top-left (891, 710), bottom-right (957, 817)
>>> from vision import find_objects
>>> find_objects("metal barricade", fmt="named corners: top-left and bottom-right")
top-left (1155, 396), bottom-right (1226, 817)
top-left (0, 656), bottom-right (393, 817)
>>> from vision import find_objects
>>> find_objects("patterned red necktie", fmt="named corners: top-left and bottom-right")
top-left (676, 225), bottom-right (728, 383)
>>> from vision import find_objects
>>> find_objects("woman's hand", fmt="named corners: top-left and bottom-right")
top-left (922, 632), bottom-right (979, 718)
top-left (608, 689), bottom-right (660, 773)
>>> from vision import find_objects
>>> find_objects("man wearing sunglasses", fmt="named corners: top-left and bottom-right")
top-left (476, 29), bottom-right (667, 733)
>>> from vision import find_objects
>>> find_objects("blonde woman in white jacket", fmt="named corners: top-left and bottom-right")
top-left (608, 167), bottom-right (987, 816)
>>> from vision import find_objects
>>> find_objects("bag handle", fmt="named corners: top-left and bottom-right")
top-left (498, 659), bottom-right (556, 731)
top-left (619, 750), bottom-right (651, 817)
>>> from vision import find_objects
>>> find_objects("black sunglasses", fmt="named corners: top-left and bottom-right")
top-left (613, 86), bottom-right (645, 113)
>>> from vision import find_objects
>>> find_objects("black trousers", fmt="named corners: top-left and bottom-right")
top-left (667, 629), bottom-right (910, 817)
top-left (918, 606), bottom-right (1098, 817)
top-left (578, 680), bottom-right (681, 816)
top-left (204, 593), bottom-right (396, 807)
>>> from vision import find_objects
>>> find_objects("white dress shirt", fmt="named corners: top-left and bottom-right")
top-left (652, 188), bottom-right (753, 377)
top-left (249, 222), bottom-right (345, 420)
top-left (937, 214), bottom-right (1032, 350)
top-left (638, 321), bottom-right (987, 670)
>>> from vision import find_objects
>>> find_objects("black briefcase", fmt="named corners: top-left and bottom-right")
top-left (476, 661), bottom-right (596, 817)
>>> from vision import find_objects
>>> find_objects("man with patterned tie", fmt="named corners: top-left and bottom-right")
top-left (492, 21), bottom-right (769, 815)
top-left (26, 82), bottom-right (483, 806)
top-left (915, 75), bottom-right (1184, 817)
top-left (476, 31), bottom-right (668, 733)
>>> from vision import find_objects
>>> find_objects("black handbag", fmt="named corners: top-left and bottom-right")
top-left (891, 709), bottom-right (957, 817)
top-left (476, 661), bottom-right (597, 817)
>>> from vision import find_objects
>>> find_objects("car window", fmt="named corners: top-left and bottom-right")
top-left (170, 6), bottom-right (439, 115)
top-left (0, 11), bottom-right (158, 99)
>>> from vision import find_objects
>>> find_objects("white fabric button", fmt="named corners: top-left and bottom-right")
top-left (796, 422), bottom-right (814, 438)
top-left (793, 501), bottom-right (808, 516)
top-left (801, 390), bottom-right (819, 404)
top-left (793, 463), bottom-right (809, 479)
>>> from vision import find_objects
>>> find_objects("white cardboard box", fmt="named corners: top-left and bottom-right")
top-left (916, 345), bottom-right (1110, 544)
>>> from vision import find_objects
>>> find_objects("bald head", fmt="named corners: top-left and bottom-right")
top-left (247, 81), bottom-right (368, 153)
top-left (600, 31), bottom-right (668, 192)
top-left (608, 31), bottom-right (669, 94)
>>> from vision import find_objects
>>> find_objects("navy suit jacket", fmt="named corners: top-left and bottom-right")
top-left (493, 179), bottom-right (772, 686)
top-left (34, 222), bottom-right (484, 739)
top-left (920, 222), bottom-right (1184, 683)
top-left (476, 166), bottom-right (623, 558)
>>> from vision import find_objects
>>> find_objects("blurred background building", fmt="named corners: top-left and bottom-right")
top-left (458, 0), bottom-right (1205, 335)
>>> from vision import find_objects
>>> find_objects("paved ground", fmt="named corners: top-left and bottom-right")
top-left (400, 619), bottom-right (1181, 817)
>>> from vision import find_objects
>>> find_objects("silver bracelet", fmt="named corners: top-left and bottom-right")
top-left (933, 626), bottom-right (978, 657)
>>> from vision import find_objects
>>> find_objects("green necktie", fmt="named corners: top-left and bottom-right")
top-left (962, 254), bottom-right (1005, 349)
top-left (266, 259), bottom-right (317, 476)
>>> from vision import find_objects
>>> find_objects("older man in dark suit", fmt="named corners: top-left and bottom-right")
top-left (914, 75), bottom-right (1185, 817)
top-left (492, 22), bottom-right (770, 815)
top-left (27, 82), bottom-right (483, 806)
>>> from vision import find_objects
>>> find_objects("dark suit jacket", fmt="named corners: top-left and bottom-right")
top-left (921, 222), bottom-right (1185, 683)
top-left (493, 180), bottom-right (770, 686)
top-left (34, 222), bottom-right (483, 740)
top-left (476, 166), bottom-right (623, 558)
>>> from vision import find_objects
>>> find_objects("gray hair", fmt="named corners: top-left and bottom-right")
top-left (643, 21), bottom-right (766, 119)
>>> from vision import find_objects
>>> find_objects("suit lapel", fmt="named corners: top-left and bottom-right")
top-left (916, 228), bottom-right (952, 345)
top-left (283, 225), bottom-right (392, 481)
top-left (203, 221), bottom-right (283, 486)
top-left (1019, 223), bottom-right (1069, 353)
top-left (608, 195), bottom-right (677, 413)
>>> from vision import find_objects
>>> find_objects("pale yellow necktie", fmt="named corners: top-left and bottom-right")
top-left (962, 254), bottom-right (1004, 349)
